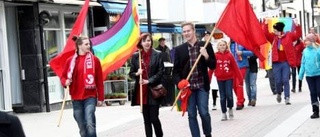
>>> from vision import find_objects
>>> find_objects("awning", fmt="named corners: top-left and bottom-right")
top-left (53, 0), bottom-right (100, 6)
top-left (99, 1), bottom-right (146, 15)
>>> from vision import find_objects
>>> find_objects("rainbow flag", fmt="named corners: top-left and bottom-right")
top-left (260, 18), bottom-right (296, 70)
top-left (91, 0), bottom-right (140, 79)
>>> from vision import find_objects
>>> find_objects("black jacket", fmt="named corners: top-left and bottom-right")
top-left (248, 55), bottom-right (258, 73)
top-left (0, 112), bottom-right (25, 137)
top-left (155, 45), bottom-right (171, 62)
top-left (129, 49), bottom-right (164, 106)
top-left (173, 41), bottom-right (216, 91)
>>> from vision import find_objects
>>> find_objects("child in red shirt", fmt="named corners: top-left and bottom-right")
top-left (215, 40), bottom-right (242, 121)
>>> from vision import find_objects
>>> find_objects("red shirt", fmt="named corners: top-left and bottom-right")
top-left (61, 54), bottom-right (104, 101)
top-left (214, 51), bottom-right (239, 81)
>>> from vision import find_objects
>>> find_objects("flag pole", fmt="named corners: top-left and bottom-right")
top-left (171, 26), bottom-right (218, 111)
top-left (57, 88), bottom-right (69, 127)
top-left (138, 50), bottom-right (143, 113)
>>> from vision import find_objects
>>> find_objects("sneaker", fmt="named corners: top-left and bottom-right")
top-left (212, 105), bottom-right (217, 110)
top-left (248, 101), bottom-right (252, 106)
top-left (236, 105), bottom-right (244, 110)
top-left (276, 94), bottom-right (281, 103)
top-left (251, 100), bottom-right (256, 107)
top-left (298, 89), bottom-right (302, 92)
top-left (221, 113), bottom-right (227, 121)
top-left (291, 89), bottom-right (296, 93)
top-left (285, 97), bottom-right (291, 105)
top-left (229, 108), bottom-right (234, 119)
top-left (310, 112), bottom-right (319, 119)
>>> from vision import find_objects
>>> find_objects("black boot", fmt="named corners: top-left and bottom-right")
top-left (310, 105), bottom-right (319, 119)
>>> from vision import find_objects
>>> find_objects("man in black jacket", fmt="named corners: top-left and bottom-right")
top-left (0, 111), bottom-right (25, 137)
top-left (173, 22), bottom-right (216, 137)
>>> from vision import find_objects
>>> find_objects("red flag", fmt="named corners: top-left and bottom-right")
top-left (216, 0), bottom-right (266, 61)
top-left (178, 79), bottom-right (191, 116)
top-left (49, 0), bottom-right (90, 78)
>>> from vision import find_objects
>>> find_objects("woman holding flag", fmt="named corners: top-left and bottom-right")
top-left (129, 33), bottom-right (164, 137)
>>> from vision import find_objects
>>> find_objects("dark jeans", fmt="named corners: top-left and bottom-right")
top-left (217, 79), bottom-right (234, 113)
top-left (72, 97), bottom-right (97, 137)
top-left (188, 88), bottom-right (211, 137)
top-left (273, 62), bottom-right (291, 98)
top-left (291, 67), bottom-right (302, 90)
top-left (267, 69), bottom-right (276, 94)
top-left (306, 76), bottom-right (320, 106)
top-left (142, 105), bottom-right (163, 137)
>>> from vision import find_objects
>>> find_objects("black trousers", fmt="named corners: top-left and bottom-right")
top-left (212, 89), bottom-right (218, 106)
top-left (142, 105), bottom-right (163, 137)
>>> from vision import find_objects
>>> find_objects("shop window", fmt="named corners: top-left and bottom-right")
top-left (64, 12), bottom-right (78, 29)
top-left (43, 11), bottom-right (60, 29)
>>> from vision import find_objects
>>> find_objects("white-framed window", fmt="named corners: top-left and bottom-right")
top-left (39, 4), bottom-right (87, 103)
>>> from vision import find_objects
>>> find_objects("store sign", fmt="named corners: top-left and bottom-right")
top-left (213, 33), bottom-right (224, 39)
top-left (48, 76), bottom-right (65, 104)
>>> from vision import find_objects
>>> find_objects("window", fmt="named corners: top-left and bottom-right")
top-left (40, 7), bottom-right (87, 76)
top-left (64, 12), bottom-right (78, 29)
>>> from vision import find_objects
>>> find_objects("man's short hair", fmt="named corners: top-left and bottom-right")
top-left (181, 21), bottom-right (195, 30)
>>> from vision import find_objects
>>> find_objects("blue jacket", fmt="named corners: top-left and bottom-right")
top-left (230, 42), bottom-right (253, 68)
top-left (299, 45), bottom-right (320, 80)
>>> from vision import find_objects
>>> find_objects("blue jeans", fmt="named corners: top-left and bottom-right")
top-left (245, 71), bottom-right (257, 101)
top-left (72, 97), bottom-right (97, 137)
top-left (306, 76), bottom-right (320, 105)
top-left (187, 88), bottom-right (211, 137)
top-left (217, 79), bottom-right (234, 113)
top-left (273, 62), bottom-right (291, 98)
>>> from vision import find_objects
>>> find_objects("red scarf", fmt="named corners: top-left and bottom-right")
top-left (68, 52), bottom-right (96, 89)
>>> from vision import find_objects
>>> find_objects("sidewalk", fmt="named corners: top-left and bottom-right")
top-left (17, 71), bottom-right (320, 137)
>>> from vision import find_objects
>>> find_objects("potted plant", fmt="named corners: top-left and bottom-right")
top-left (118, 93), bottom-right (127, 98)
top-left (108, 73), bottom-right (118, 80)
top-left (104, 93), bottom-right (112, 99)
top-left (110, 93), bottom-right (119, 99)
top-left (118, 74), bottom-right (126, 80)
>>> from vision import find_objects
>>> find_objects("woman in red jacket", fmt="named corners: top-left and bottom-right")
top-left (61, 36), bottom-right (104, 137)
top-left (291, 38), bottom-right (305, 93)
top-left (215, 40), bottom-right (242, 121)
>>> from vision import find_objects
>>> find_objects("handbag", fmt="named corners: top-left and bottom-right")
top-left (151, 84), bottom-right (167, 99)
top-left (140, 56), bottom-right (167, 99)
